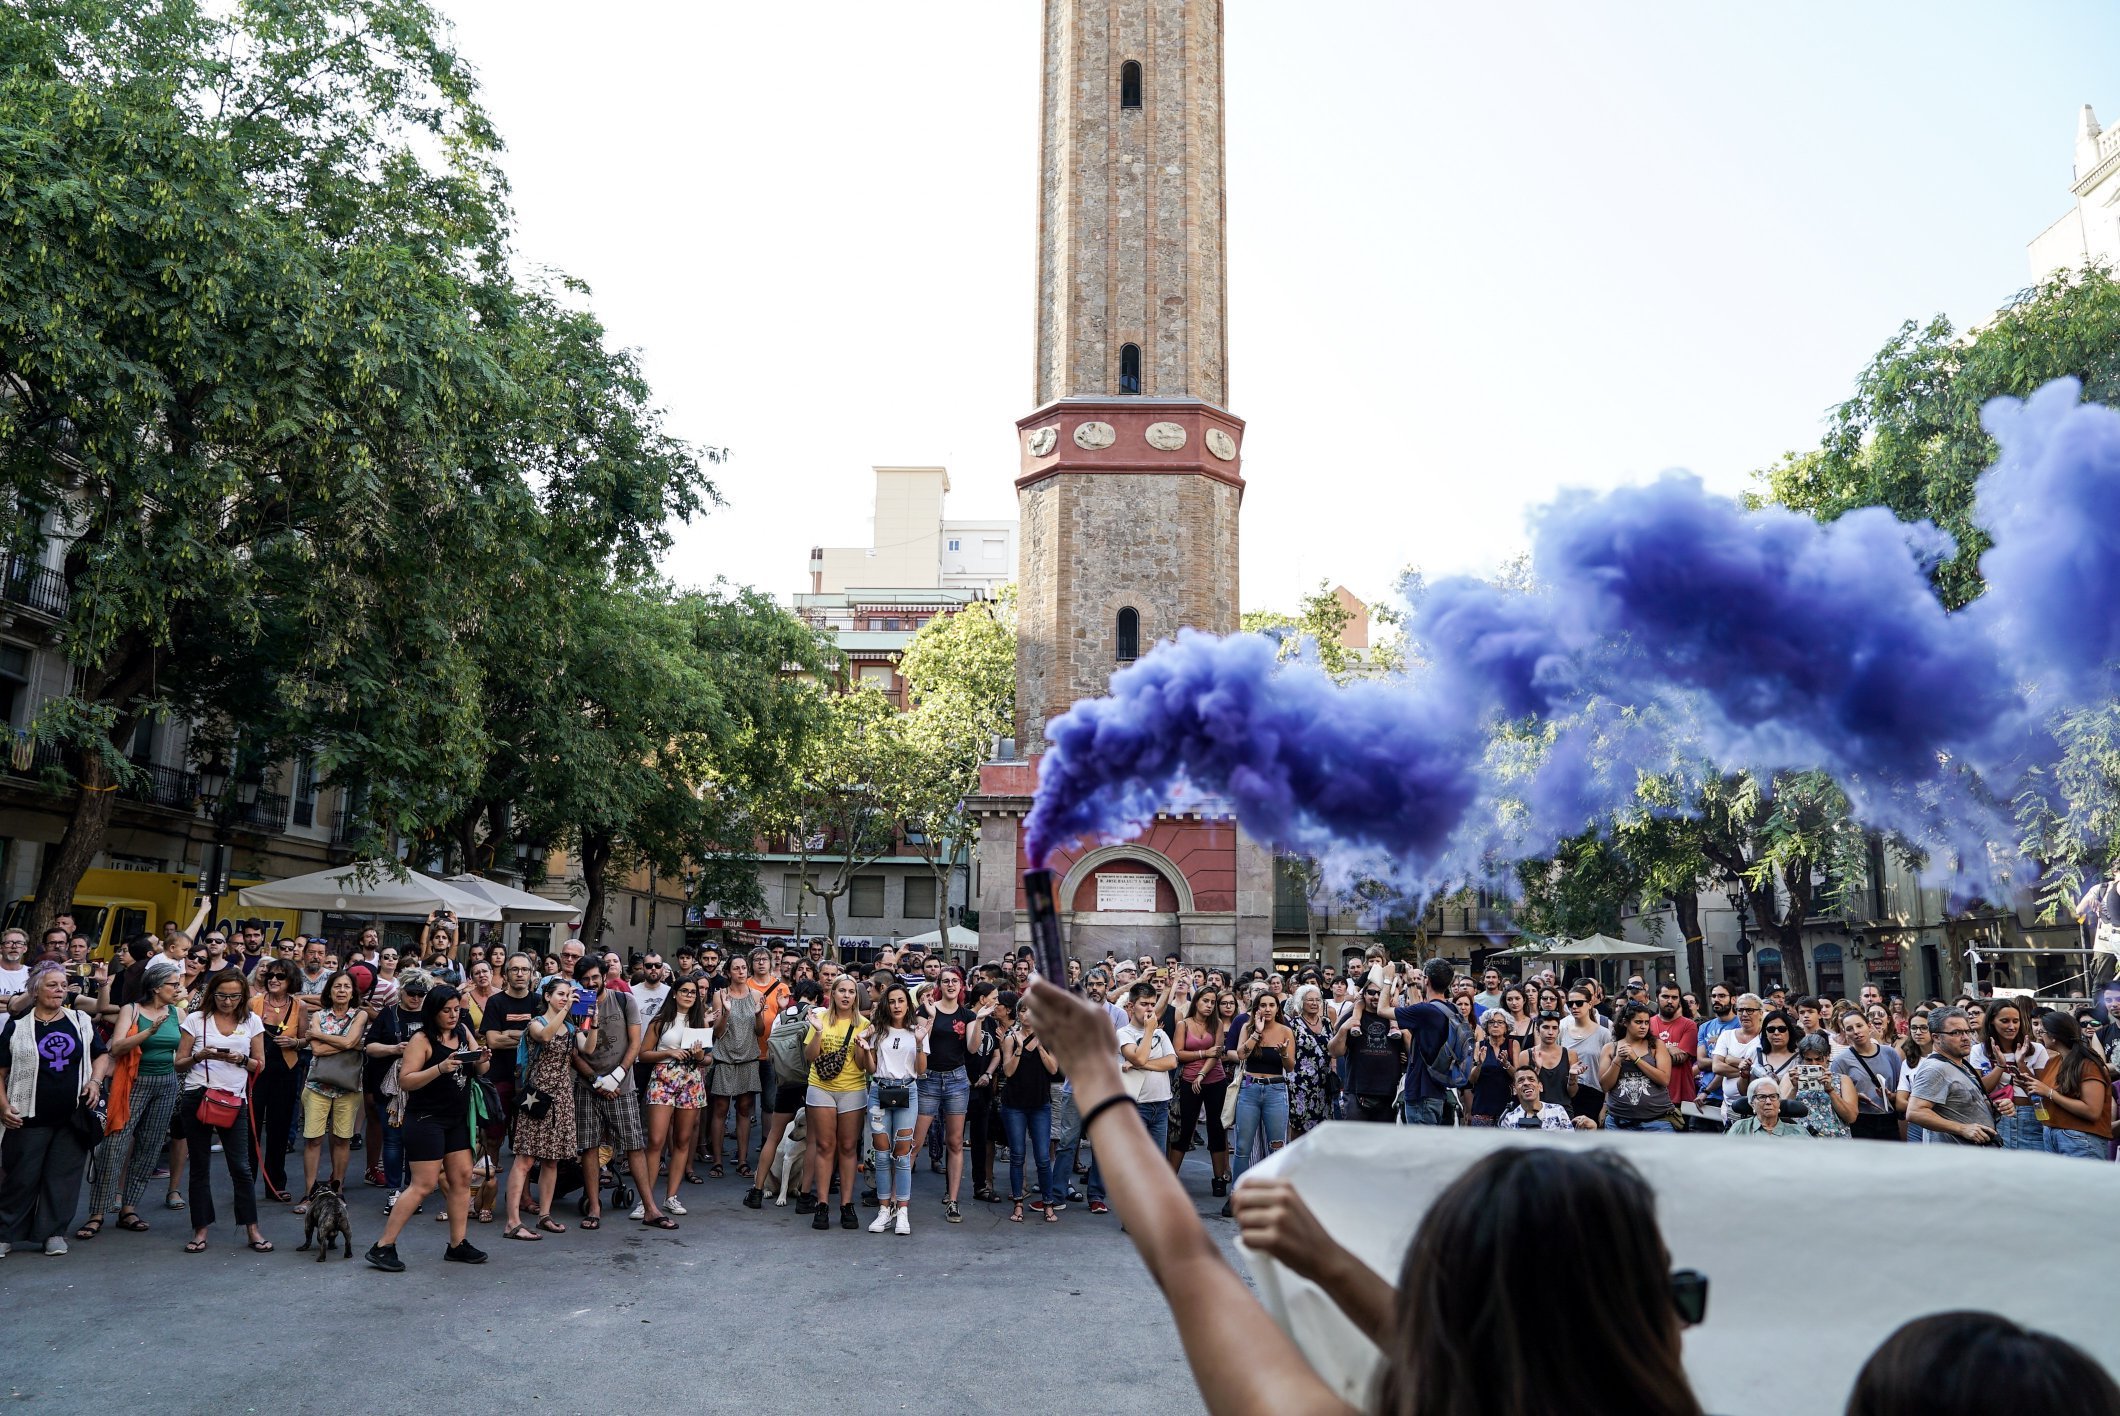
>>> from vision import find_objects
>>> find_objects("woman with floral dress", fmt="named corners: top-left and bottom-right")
top-left (501, 977), bottom-right (585, 1241)
top-left (1287, 984), bottom-right (1334, 1136)
top-left (641, 975), bottom-right (713, 1217)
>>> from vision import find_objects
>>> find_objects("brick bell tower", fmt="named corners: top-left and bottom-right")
top-left (974, 0), bottom-right (1272, 973)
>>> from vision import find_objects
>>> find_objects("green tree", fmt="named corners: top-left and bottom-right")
top-left (1241, 579), bottom-right (1359, 679)
top-left (897, 594), bottom-right (1016, 941)
top-left (1763, 266), bottom-right (2120, 913)
top-left (0, 0), bottom-right (720, 932)
top-left (761, 687), bottom-right (916, 948)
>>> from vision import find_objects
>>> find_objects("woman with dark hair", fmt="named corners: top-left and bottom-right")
top-left (1846, 1312), bottom-right (2120, 1416)
top-left (1230, 992), bottom-right (1295, 1192)
top-left (2027, 1009), bottom-right (2112, 1159)
top-left (1599, 1000), bottom-right (1676, 1132)
top-left (0, 964), bottom-right (110, 1257)
top-left (249, 958), bottom-right (308, 1201)
top-left (1021, 975), bottom-right (1709, 1416)
top-left (1170, 988), bottom-right (1230, 1189)
top-left (640, 974), bottom-right (713, 1217)
top-left (995, 991), bottom-right (1060, 1225)
top-left (175, 968), bottom-right (269, 1254)
top-left (910, 965), bottom-right (972, 1223)
top-left (706, 954), bottom-right (762, 1182)
top-left (1748, 1007), bottom-right (1804, 1099)
top-left (1498, 985), bottom-right (1534, 1047)
top-left (297, 969), bottom-right (369, 1202)
top-left (502, 975), bottom-right (587, 1240)
top-left (1975, 997), bottom-right (2047, 1151)
top-left (364, 984), bottom-right (488, 1271)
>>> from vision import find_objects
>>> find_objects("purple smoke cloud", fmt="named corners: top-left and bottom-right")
top-left (1022, 378), bottom-right (2120, 892)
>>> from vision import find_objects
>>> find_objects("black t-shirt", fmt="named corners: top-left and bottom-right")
top-left (1346, 1016), bottom-right (1406, 1098)
top-left (926, 1005), bottom-right (971, 1072)
top-left (1, 1012), bottom-right (105, 1126)
top-left (480, 992), bottom-right (541, 1085)
top-left (365, 1005), bottom-right (418, 1093)
top-left (999, 1035), bottom-right (1058, 1110)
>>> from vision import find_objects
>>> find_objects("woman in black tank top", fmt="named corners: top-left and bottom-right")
top-left (910, 968), bottom-right (972, 1222)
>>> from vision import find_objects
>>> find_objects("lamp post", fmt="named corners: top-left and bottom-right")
top-left (194, 756), bottom-right (233, 929)
top-left (1724, 884), bottom-right (1753, 994)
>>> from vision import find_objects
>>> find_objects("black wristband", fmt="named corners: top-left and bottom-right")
top-left (1080, 1093), bottom-right (1133, 1135)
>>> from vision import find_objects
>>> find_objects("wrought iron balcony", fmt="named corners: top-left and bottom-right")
top-left (0, 555), bottom-right (67, 620)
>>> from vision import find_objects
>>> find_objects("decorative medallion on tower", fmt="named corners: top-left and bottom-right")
top-left (1027, 426), bottom-right (1059, 457)
top-left (1072, 420), bottom-right (1116, 450)
top-left (1145, 421), bottom-right (1187, 451)
top-left (1205, 428), bottom-right (1237, 461)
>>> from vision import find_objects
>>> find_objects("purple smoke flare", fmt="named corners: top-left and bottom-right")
top-left (1021, 378), bottom-right (2120, 895)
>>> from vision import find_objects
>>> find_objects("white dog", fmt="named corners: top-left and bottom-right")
top-left (768, 1112), bottom-right (810, 1205)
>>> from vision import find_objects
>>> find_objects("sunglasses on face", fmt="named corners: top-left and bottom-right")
top-left (1764, 1026), bottom-right (1789, 1035)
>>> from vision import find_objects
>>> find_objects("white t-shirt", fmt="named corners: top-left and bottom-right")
top-left (182, 1012), bottom-right (263, 1098)
top-left (1559, 1018), bottom-right (1611, 1090)
top-left (1117, 1024), bottom-right (1176, 1103)
top-left (633, 983), bottom-right (671, 1020)
top-left (1711, 1028), bottom-right (1765, 1114)
top-left (0, 963), bottom-right (27, 1000)
top-left (1968, 1041), bottom-right (2048, 1100)
top-left (871, 1026), bottom-right (922, 1081)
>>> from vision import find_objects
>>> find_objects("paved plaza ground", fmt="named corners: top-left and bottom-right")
top-left (3, 1146), bottom-right (1241, 1415)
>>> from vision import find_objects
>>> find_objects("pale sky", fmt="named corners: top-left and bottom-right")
top-left (432, 0), bottom-right (2120, 617)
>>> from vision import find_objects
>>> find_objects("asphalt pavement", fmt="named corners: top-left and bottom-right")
top-left (3, 1142), bottom-right (1242, 1415)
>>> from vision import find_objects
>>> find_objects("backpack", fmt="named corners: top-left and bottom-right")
top-left (1419, 1001), bottom-right (1473, 1091)
top-left (767, 1005), bottom-right (811, 1082)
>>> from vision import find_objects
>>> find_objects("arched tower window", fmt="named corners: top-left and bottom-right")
top-left (1120, 61), bottom-right (1142, 110)
top-left (1116, 606), bottom-right (1140, 662)
top-left (1119, 343), bottom-right (1142, 394)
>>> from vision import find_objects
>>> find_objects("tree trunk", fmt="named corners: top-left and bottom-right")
top-left (822, 892), bottom-right (838, 952)
top-left (933, 850), bottom-right (952, 952)
top-left (30, 748), bottom-right (121, 941)
top-left (578, 828), bottom-right (613, 952)
top-left (1670, 889), bottom-right (1704, 995)
top-left (645, 881), bottom-right (658, 959)
top-left (1776, 864), bottom-right (1813, 996)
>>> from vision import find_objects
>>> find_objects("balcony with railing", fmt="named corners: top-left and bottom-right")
top-left (229, 790), bottom-right (290, 833)
top-left (0, 554), bottom-right (68, 621)
top-left (120, 761), bottom-right (199, 813)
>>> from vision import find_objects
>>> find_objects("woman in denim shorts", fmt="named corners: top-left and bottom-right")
top-left (912, 967), bottom-right (972, 1224)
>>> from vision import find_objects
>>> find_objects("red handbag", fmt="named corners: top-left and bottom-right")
top-left (196, 1086), bottom-right (243, 1129)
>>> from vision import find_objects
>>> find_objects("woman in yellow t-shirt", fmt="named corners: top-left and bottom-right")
top-left (803, 975), bottom-right (872, 1229)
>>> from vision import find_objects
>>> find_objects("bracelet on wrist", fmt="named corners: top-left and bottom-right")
top-left (1080, 1093), bottom-right (1133, 1135)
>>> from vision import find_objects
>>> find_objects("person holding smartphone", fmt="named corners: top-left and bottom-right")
top-left (174, 969), bottom-right (270, 1254)
top-left (502, 977), bottom-right (586, 1239)
top-left (366, 984), bottom-right (489, 1271)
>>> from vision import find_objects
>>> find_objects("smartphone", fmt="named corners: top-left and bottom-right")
top-left (569, 989), bottom-right (594, 1020)
top-left (452, 1048), bottom-right (483, 1064)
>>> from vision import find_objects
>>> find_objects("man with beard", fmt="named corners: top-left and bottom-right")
top-left (1653, 982), bottom-right (1699, 1121)
top-left (1695, 984), bottom-right (1738, 1112)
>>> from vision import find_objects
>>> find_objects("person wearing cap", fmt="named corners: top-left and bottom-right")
top-left (1725, 1076), bottom-right (1812, 1137)
top-left (365, 969), bottom-right (432, 1210)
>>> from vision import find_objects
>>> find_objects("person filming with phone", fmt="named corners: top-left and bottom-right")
top-left (364, 984), bottom-right (489, 1271)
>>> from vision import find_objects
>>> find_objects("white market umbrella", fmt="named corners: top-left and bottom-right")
top-left (239, 861), bottom-right (502, 921)
top-left (439, 874), bottom-right (582, 925)
top-left (897, 924), bottom-right (978, 948)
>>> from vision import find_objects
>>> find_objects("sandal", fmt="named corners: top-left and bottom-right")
top-left (74, 1217), bottom-right (102, 1241)
top-left (164, 1193), bottom-right (186, 1210)
top-left (247, 1238), bottom-right (274, 1253)
top-left (734, 1162), bottom-right (752, 1179)
top-left (536, 1215), bottom-right (566, 1234)
top-left (1043, 1204), bottom-right (1059, 1223)
top-left (116, 1212), bottom-right (150, 1233)
top-left (944, 1201), bottom-right (962, 1224)
top-left (641, 1214), bottom-right (679, 1230)
top-left (504, 1224), bottom-right (542, 1241)
top-left (184, 1237), bottom-right (208, 1253)
top-left (291, 1202), bottom-right (310, 1217)
top-left (707, 1164), bottom-right (724, 1180)
top-left (1009, 1200), bottom-right (1024, 1223)
top-left (579, 1215), bottom-right (600, 1230)
top-left (683, 1170), bottom-right (704, 1185)
top-left (475, 1208), bottom-right (494, 1225)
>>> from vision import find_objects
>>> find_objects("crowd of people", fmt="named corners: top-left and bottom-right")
top-left (1, 912), bottom-right (2113, 1270)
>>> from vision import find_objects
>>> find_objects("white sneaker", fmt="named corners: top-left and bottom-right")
top-left (868, 1203), bottom-right (896, 1233)
top-left (893, 1206), bottom-right (911, 1236)
top-left (663, 1196), bottom-right (686, 1216)
top-left (628, 1200), bottom-right (645, 1221)
top-left (44, 1236), bottom-right (67, 1256)
top-left (0, 1241), bottom-right (10, 1258)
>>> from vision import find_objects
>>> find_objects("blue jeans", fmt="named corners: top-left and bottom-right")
top-left (1603, 1114), bottom-right (1676, 1133)
top-left (1002, 1103), bottom-right (1055, 1204)
top-left (1998, 1108), bottom-right (2044, 1151)
top-left (2043, 1125), bottom-right (2106, 1160)
top-left (917, 1067), bottom-right (970, 1118)
top-left (868, 1080), bottom-right (919, 1202)
top-left (1232, 1080), bottom-right (1289, 1181)
top-left (1134, 1098), bottom-right (1171, 1155)
top-left (1401, 1093), bottom-right (1446, 1126)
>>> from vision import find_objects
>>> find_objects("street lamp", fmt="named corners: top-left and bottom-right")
top-left (1724, 883), bottom-right (1753, 991)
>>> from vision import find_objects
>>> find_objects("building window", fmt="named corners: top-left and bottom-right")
top-left (1755, 947), bottom-right (1783, 990)
top-left (1120, 60), bottom-right (1142, 109)
top-left (1116, 606), bottom-right (1140, 662)
top-left (859, 665), bottom-right (894, 690)
top-left (850, 876), bottom-right (886, 918)
top-left (1119, 343), bottom-right (1142, 394)
top-left (904, 875), bottom-right (937, 919)
top-left (947, 538), bottom-right (961, 552)
top-left (782, 873), bottom-right (814, 914)
top-left (292, 754), bottom-right (317, 828)
top-left (127, 715), bottom-right (155, 765)
top-left (0, 643), bottom-right (29, 730)
top-left (629, 896), bottom-right (638, 927)
top-left (1813, 943), bottom-right (1845, 1000)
